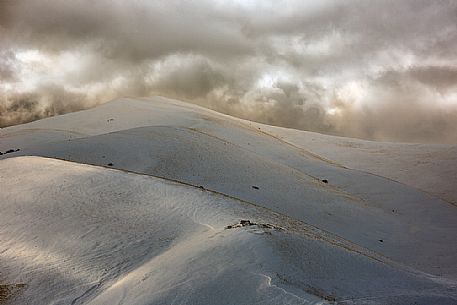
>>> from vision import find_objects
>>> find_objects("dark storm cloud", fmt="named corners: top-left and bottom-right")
top-left (1, 0), bottom-right (457, 143)
top-left (2, 0), bottom-right (253, 60)
top-left (407, 66), bottom-right (457, 91)
top-left (151, 57), bottom-right (227, 99)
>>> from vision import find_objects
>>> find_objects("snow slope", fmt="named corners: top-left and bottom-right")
top-left (1, 96), bottom-right (457, 304)
top-left (257, 125), bottom-right (457, 206)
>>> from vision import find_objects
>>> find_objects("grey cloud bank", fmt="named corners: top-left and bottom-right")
top-left (1, 0), bottom-right (457, 143)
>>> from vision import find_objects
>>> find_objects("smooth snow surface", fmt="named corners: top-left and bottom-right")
top-left (1, 96), bottom-right (457, 304)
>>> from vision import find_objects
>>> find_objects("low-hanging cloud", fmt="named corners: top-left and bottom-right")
top-left (1, 0), bottom-right (457, 143)
top-left (0, 84), bottom-right (91, 127)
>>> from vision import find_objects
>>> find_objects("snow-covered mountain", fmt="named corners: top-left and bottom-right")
top-left (1, 96), bottom-right (456, 304)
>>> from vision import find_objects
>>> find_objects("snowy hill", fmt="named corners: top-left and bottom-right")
top-left (1, 97), bottom-right (457, 304)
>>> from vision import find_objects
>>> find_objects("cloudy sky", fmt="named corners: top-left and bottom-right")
top-left (1, 0), bottom-right (457, 143)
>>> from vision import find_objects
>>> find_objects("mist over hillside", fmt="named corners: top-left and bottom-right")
top-left (1, 0), bottom-right (457, 143)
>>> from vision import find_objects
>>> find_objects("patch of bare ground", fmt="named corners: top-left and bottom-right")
top-left (0, 284), bottom-right (26, 304)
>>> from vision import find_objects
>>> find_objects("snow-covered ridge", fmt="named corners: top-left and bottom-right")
top-left (1, 97), bottom-right (457, 304)
top-left (2, 96), bottom-right (456, 205)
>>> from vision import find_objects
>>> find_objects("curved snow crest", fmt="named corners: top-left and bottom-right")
top-left (1, 157), bottom-right (456, 305)
top-left (87, 228), bottom-right (316, 305)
